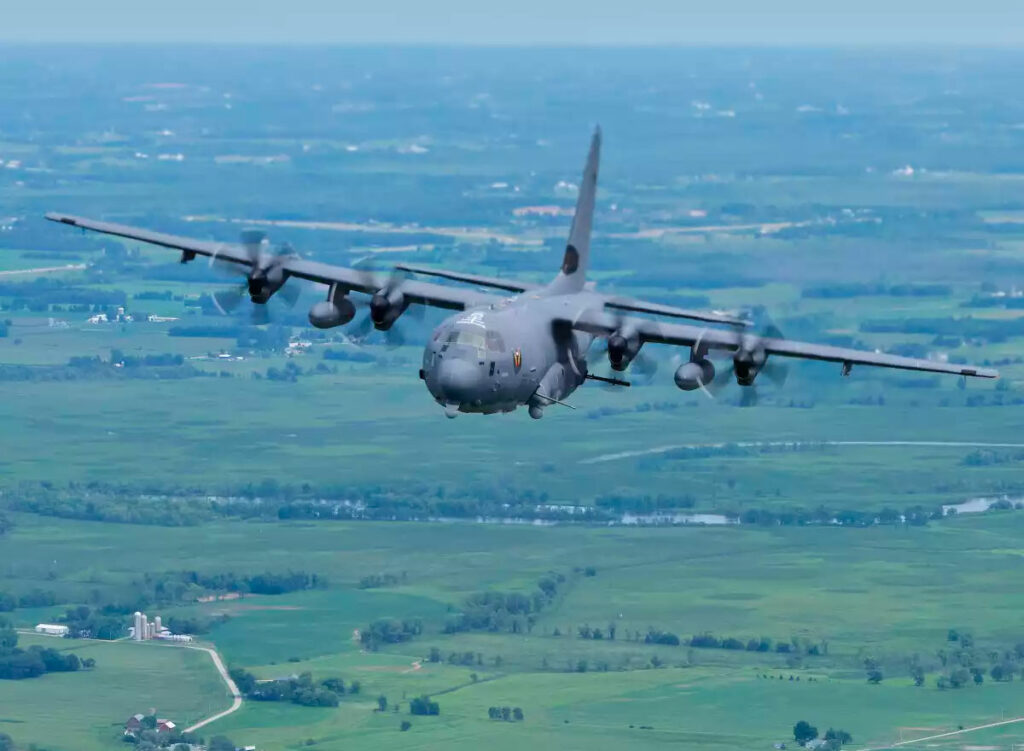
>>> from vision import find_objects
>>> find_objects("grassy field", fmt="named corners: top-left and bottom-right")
top-left (4, 513), bottom-right (1024, 749)
top-left (0, 635), bottom-right (228, 751)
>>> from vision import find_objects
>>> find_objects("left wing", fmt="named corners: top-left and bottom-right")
top-left (566, 308), bottom-right (999, 379)
top-left (45, 212), bottom-right (500, 311)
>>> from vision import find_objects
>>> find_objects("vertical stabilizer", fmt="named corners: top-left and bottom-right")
top-left (546, 127), bottom-right (600, 294)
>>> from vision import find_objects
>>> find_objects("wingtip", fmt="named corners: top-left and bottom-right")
top-left (44, 212), bottom-right (77, 226)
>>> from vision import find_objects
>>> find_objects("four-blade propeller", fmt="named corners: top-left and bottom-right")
top-left (208, 230), bottom-right (301, 324)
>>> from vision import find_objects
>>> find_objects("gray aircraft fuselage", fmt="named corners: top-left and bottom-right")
top-left (421, 289), bottom-right (600, 418)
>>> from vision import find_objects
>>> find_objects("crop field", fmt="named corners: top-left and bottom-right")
top-left (3, 512), bottom-right (1024, 749)
top-left (0, 635), bottom-right (228, 751)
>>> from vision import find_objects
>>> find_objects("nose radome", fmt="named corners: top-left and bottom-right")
top-left (437, 358), bottom-right (479, 403)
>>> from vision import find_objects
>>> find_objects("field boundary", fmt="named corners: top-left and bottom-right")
top-left (864, 715), bottom-right (1024, 750)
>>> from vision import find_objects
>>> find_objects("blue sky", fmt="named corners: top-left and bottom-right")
top-left (4, 0), bottom-right (1023, 44)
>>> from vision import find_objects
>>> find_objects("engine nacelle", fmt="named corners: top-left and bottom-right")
top-left (308, 298), bottom-right (356, 329)
top-left (247, 267), bottom-right (286, 304)
top-left (370, 289), bottom-right (405, 330)
top-left (733, 342), bottom-right (767, 386)
top-left (674, 359), bottom-right (715, 391)
top-left (607, 327), bottom-right (641, 371)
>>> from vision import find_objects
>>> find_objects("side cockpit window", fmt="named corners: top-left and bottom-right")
top-left (485, 331), bottom-right (505, 352)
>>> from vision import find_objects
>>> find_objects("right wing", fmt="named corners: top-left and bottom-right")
top-left (568, 308), bottom-right (999, 379)
top-left (602, 295), bottom-right (748, 326)
top-left (45, 212), bottom-right (501, 311)
top-left (394, 264), bottom-right (540, 294)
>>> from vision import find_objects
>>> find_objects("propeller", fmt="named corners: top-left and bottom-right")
top-left (344, 258), bottom-right (423, 349)
top-left (207, 230), bottom-right (301, 325)
top-left (695, 307), bottom-right (789, 406)
top-left (584, 312), bottom-right (664, 388)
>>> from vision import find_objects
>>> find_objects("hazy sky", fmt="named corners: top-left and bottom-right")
top-left (3, 0), bottom-right (1024, 45)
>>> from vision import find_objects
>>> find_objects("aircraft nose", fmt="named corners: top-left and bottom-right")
top-left (436, 358), bottom-right (479, 403)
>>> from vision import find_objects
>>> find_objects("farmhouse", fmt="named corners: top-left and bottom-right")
top-left (124, 714), bottom-right (145, 734)
top-left (123, 714), bottom-right (177, 737)
top-left (156, 719), bottom-right (176, 733)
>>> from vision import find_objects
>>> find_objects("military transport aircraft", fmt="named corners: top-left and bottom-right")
top-left (46, 128), bottom-right (997, 419)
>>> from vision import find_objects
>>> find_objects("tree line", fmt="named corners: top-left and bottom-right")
top-left (0, 620), bottom-right (94, 679)
top-left (442, 571), bottom-right (568, 636)
top-left (229, 668), bottom-right (359, 708)
top-left (8, 477), bottom-right (995, 531)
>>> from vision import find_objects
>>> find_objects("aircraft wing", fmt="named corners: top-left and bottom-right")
top-left (45, 212), bottom-right (500, 311)
top-left (602, 296), bottom-right (748, 326)
top-left (46, 212), bottom-right (253, 267)
top-left (566, 309), bottom-right (999, 379)
top-left (285, 258), bottom-right (499, 310)
top-left (393, 264), bottom-right (540, 294)
top-left (392, 266), bottom-right (744, 325)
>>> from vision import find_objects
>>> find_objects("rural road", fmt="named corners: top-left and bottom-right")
top-left (19, 629), bottom-right (242, 732)
top-left (183, 644), bottom-right (243, 733)
top-left (863, 714), bottom-right (1024, 749)
top-left (581, 440), bottom-right (1024, 465)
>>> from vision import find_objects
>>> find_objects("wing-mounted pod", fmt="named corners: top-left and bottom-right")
top-left (308, 283), bottom-right (357, 329)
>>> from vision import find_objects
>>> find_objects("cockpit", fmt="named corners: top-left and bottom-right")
top-left (440, 328), bottom-right (506, 358)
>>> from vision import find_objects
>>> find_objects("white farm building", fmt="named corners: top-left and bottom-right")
top-left (35, 623), bottom-right (69, 636)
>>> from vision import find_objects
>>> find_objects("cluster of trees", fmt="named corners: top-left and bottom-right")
top-left (487, 707), bottom-right (524, 722)
top-left (615, 629), bottom-right (825, 656)
top-left (358, 572), bottom-right (405, 589)
top-left (903, 633), bottom-right (1024, 689)
top-left (323, 347), bottom-right (376, 363)
top-left (961, 450), bottom-right (1024, 467)
top-left (594, 493), bottom-right (695, 514)
top-left (0, 351), bottom-right (200, 383)
top-left (230, 668), bottom-right (358, 707)
top-left (109, 350), bottom-right (186, 368)
top-left (793, 721), bottom-right (852, 749)
top-left (0, 278), bottom-right (126, 311)
top-left (444, 572), bottom-right (567, 635)
top-left (126, 569), bottom-right (325, 612)
top-left (145, 570), bottom-right (326, 597)
top-left (861, 315), bottom-right (1024, 343)
top-left (0, 620), bottom-right (94, 679)
top-left (576, 623), bottom-right (617, 641)
top-left (10, 485), bottom-right (263, 526)
top-left (168, 324), bottom-right (244, 338)
top-left (0, 589), bottom-right (57, 612)
top-left (737, 504), bottom-right (940, 528)
top-left (427, 648), bottom-right (498, 668)
top-left (802, 282), bottom-right (950, 299)
top-left (360, 618), bottom-right (423, 650)
top-left (59, 605), bottom-right (125, 640)
top-left (409, 696), bottom-right (440, 716)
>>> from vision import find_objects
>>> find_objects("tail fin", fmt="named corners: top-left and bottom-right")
top-left (547, 127), bottom-right (600, 294)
